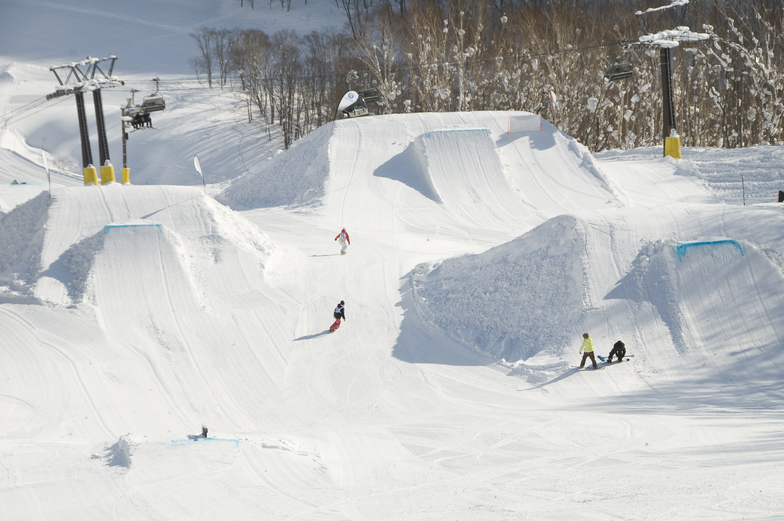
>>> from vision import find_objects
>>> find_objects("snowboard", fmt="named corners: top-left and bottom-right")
top-left (597, 354), bottom-right (634, 363)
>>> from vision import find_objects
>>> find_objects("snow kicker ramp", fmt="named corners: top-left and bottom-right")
top-left (409, 214), bottom-right (586, 362)
top-left (408, 203), bottom-right (784, 403)
top-left (0, 185), bottom-right (300, 436)
top-left (410, 128), bottom-right (527, 227)
top-left (320, 112), bottom-right (618, 252)
top-left (222, 112), bottom-right (618, 234)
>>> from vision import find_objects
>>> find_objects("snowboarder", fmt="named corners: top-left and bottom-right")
top-left (579, 333), bottom-right (597, 369)
top-left (607, 340), bottom-right (626, 363)
top-left (330, 301), bottom-right (346, 331)
top-left (187, 425), bottom-right (208, 441)
top-left (335, 228), bottom-right (350, 254)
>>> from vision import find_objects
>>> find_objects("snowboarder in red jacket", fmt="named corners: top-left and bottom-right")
top-left (335, 228), bottom-right (350, 254)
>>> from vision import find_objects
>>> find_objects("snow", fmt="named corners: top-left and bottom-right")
top-left (3, 2), bottom-right (784, 520)
top-left (638, 27), bottom-right (710, 47)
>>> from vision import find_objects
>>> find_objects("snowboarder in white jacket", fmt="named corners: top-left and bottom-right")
top-left (335, 228), bottom-right (350, 254)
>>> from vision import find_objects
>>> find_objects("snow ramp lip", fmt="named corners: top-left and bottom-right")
top-left (171, 438), bottom-right (241, 448)
top-left (674, 238), bottom-right (744, 261)
top-left (104, 223), bottom-right (163, 234)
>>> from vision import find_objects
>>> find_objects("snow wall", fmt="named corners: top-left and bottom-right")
top-left (217, 122), bottom-right (332, 209)
top-left (409, 214), bottom-right (586, 362)
top-left (410, 210), bottom-right (784, 365)
top-left (608, 237), bottom-right (784, 359)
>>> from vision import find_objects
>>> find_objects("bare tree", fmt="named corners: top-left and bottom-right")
top-left (232, 29), bottom-right (272, 122)
top-left (270, 31), bottom-right (302, 148)
top-left (212, 29), bottom-right (234, 88)
top-left (190, 27), bottom-right (215, 88)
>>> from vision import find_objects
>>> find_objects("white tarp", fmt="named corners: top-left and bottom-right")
top-left (508, 113), bottom-right (543, 133)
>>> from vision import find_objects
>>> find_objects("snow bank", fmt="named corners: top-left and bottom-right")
top-left (605, 229), bottom-right (784, 360)
top-left (217, 123), bottom-right (332, 209)
top-left (597, 145), bottom-right (784, 204)
top-left (409, 215), bottom-right (585, 361)
top-left (374, 128), bottom-right (512, 207)
top-left (105, 436), bottom-right (133, 468)
top-left (58, 230), bottom-right (105, 302)
top-left (373, 136), bottom-right (440, 202)
top-left (0, 192), bottom-right (50, 301)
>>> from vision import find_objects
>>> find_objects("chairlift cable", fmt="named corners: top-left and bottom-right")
top-left (0, 95), bottom-right (50, 122)
top-left (0, 95), bottom-right (72, 126)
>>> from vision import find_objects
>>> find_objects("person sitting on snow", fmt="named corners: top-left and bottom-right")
top-left (607, 340), bottom-right (626, 363)
top-left (334, 228), bottom-right (350, 254)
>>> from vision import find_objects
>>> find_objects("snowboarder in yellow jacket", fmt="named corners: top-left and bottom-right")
top-left (579, 333), bottom-right (597, 369)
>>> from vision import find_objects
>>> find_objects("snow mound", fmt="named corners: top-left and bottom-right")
top-left (373, 136), bottom-right (440, 202)
top-left (374, 128), bottom-right (507, 206)
top-left (217, 123), bottom-right (332, 209)
top-left (608, 235), bottom-right (784, 357)
top-left (0, 192), bottom-right (50, 301)
top-left (53, 230), bottom-right (106, 303)
top-left (27, 186), bottom-right (276, 306)
top-left (105, 435), bottom-right (133, 468)
top-left (409, 214), bottom-right (586, 361)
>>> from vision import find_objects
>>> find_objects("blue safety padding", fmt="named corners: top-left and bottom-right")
top-left (104, 223), bottom-right (162, 234)
top-left (171, 438), bottom-right (240, 447)
top-left (427, 129), bottom-right (489, 138)
top-left (675, 239), bottom-right (744, 261)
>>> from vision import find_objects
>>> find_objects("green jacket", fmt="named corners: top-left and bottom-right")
top-left (579, 338), bottom-right (594, 353)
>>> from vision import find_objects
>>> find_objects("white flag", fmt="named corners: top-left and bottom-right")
top-left (337, 91), bottom-right (359, 115)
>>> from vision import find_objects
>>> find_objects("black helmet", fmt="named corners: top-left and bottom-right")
top-left (339, 300), bottom-right (344, 305)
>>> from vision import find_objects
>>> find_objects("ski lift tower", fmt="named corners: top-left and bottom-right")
top-left (635, 1), bottom-right (708, 158)
top-left (48, 56), bottom-right (124, 185)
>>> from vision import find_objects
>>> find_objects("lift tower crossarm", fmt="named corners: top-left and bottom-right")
top-left (48, 55), bottom-right (123, 184)
top-left (634, 1), bottom-right (709, 158)
top-left (49, 55), bottom-right (123, 90)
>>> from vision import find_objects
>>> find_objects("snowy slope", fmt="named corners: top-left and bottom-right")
top-left (4, 0), bottom-right (784, 518)
top-left (0, 60), bottom-right (276, 188)
top-left (3, 65), bottom-right (784, 521)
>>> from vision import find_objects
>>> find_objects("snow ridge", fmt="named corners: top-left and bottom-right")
top-left (410, 215), bottom-right (585, 362)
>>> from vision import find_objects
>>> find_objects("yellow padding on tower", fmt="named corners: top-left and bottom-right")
top-left (100, 164), bottom-right (116, 184)
top-left (83, 166), bottom-right (98, 186)
top-left (121, 168), bottom-right (131, 184)
top-left (665, 137), bottom-right (682, 159)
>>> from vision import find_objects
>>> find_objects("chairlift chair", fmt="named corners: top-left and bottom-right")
top-left (605, 62), bottom-right (633, 82)
top-left (357, 88), bottom-right (380, 104)
top-left (141, 77), bottom-right (166, 113)
top-left (341, 88), bottom-right (382, 118)
top-left (341, 97), bottom-right (369, 118)
top-left (140, 93), bottom-right (165, 113)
